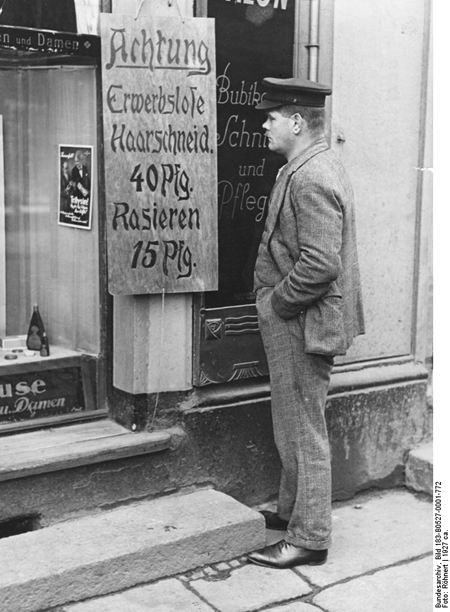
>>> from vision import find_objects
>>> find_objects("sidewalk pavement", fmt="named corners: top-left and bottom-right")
top-left (56, 488), bottom-right (432, 612)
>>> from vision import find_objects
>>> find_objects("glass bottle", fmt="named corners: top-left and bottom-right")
top-left (26, 304), bottom-right (45, 351)
top-left (40, 331), bottom-right (50, 357)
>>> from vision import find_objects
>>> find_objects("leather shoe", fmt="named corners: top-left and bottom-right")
top-left (247, 539), bottom-right (328, 569)
top-left (260, 510), bottom-right (289, 531)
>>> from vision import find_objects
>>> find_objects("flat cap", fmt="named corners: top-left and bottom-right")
top-left (256, 77), bottom-right (332, 110)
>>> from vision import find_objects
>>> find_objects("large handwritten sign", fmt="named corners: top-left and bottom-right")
top-left (101, 15), bottom-right (218, 294)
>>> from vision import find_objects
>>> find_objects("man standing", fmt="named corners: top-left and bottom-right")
top-left (247, 77), bottom-right (364, 569)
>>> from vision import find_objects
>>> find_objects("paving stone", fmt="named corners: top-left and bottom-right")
top-left (269, 604), bottom-right (320, 612)
top-left (215, 562), bottom-right (230, 571)
top-left (65, 579), bottom-right (213, 612)
top-left (313, 556), bottom-right (432, 612)
top-left (191, 570), bottom-right (206, 580)
top-left (191, 564), bottom-right (311, 612)
top-left (294, 490), bottom-right (432, 587)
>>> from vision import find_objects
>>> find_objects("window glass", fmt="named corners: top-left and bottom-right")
top-left (205, 0), bottom-right (296, 308)
top-left (0, 64), bottom-right (99, 353)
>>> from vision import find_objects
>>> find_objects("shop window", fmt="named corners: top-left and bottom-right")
top-left (1, 64), bottom-right (100, 352)
top-left (0, 37), bottom-right (105, 430)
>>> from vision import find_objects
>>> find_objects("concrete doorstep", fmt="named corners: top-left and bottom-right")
top-left (0, 489), bottom-right (265, 612)
top-left (62, 489), bottom-right (433, 612)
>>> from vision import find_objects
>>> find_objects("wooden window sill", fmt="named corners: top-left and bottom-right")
top-left (0, 346), bottom-right (89, 373)
top-left (0, 419), bottom-right (171, 482)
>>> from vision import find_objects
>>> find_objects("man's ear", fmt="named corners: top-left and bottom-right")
top-left (292, 113), bottom-right (304, 135)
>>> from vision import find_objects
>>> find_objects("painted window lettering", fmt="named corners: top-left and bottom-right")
top-left (0, 380), bottom-right (46, 398)
top-left (0, 379), bottom-right (70, 418)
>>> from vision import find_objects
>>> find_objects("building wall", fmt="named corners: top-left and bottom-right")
top-left (331, 0), bottom-right (432, 365)
top-left (0, 0), bottom-right (432, 527)
top-left (113, 0), bottom-right (432, 395)
top-left (108, 0), bottom-right (432, 504)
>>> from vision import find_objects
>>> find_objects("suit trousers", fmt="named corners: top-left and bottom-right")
top-left (256, 286), bottom-right (334, 550)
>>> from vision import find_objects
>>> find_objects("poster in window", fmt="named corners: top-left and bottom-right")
top-left (58, 145), bottom-right (93, 230)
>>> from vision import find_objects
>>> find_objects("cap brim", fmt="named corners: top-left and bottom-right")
top-left (255, 99), bottom-right (285, 110)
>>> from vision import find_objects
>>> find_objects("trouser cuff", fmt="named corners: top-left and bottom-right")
top-left (285, 533), bottom-right (331, 551)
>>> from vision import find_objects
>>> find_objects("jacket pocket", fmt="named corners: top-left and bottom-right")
top-left (304, 290), bottom-right (346, 355)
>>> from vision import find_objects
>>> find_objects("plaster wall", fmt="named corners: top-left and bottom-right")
top-left (330, 0), bottom-right (430, 363)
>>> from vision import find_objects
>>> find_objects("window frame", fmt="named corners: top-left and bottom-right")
top-left (0, 41), bottom-right (108, 434)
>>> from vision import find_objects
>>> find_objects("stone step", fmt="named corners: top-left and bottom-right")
top-left (405, 442), bottom-right (433, 495)
top-left (0, 488), bottom-right (265, 612)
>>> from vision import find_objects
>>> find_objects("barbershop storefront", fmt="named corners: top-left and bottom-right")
top-left (0, 0), bottom-right (432, 521)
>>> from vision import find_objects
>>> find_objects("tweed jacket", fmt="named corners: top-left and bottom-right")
top-left (254, 137), bottom-right (365, 355)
